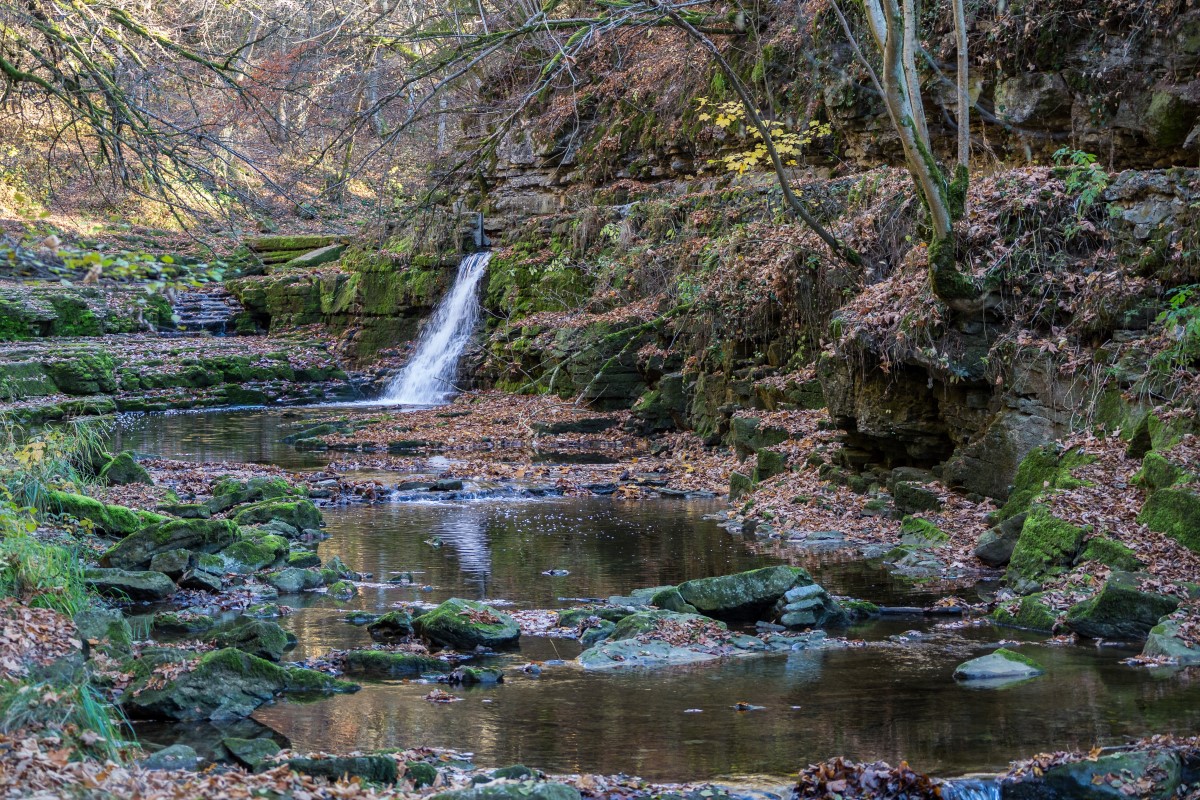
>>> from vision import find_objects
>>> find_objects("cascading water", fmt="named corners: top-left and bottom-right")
top-left (382, 251), bottom-right (491, 405)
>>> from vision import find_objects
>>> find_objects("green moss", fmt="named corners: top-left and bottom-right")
top-left (992, 593), bottom-right (1057, 631)
top-left (1007, 504), bottom-right (1088, 587)
top-left (1078, 536), bottom-right (1143, 571)
top-left (899, 516), bottom-right (949, 547)
top-left (45, 490), bottom-right (162, 537)
top-left (43, 351), bottom-right (116, 395)
top-left (1139, 487), bottom-right (1200, 553)
top-left (1133, 452), bottom-right (1185, 492)
top-left (996, 446), bottom-right (1095, 523)
top-left (232, 499), bottom-right (321, 531)
top-left (48, 296), bottom-right (103, 336)
top-left (993, 647), bottom-right (1043, 669)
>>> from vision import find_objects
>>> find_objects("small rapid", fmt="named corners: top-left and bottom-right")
top-left (382, 251), bottom-right (490, 405)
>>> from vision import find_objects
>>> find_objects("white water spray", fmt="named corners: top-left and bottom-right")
top-left (383, 251), bottom-right (491, 405)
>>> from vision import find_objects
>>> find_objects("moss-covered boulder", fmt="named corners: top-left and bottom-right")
top-left (991, 594), bottom-right (1058, 632)
top-left (1077, 536), bottom-right (1143, 571)
top-left (432, 782), bottom-right (582, 800)
top-left (1006, 504), bottom-right (1087, 590)
top-left (210, 619), bottom-right (293, 662)
top-left (43, 351), bottom-right (116, 394)
top-left (286, 755), bottom-right (398, 785)
top-left (221, 736), bottom-right (281, 771)
top-left (73, 606), bottom-right (133, 657)
top-left (893, 482), bottom-right (943, 514)
top-left (342, 650), bottom-right (451, 677)
top-left (99, 451), bottom-right (152, 486)
top-left (367, 611), bottom-right (415, 642)
top-left (152, 611), bottom-right (215, 636)
top-left (263, 567), bottom-right (324, 594)
top-left (899, 516), bottom-right (949, 548)
top-left (1142, 620), bottom-right (1200, 664)
top-left (220, 531), bottom-right (288, 574)
top-left (123, 647), bottom-right (357, 721)
top-left (671, 566), bottom-right (814, 621)
top-left (953, 648), bottom-right (1044, 681)
top-left (413, 598), bottom-right (520, 650)
top-left (1133, 452), bottom-right (1185, 492)
top-left (45, 490), bottom-right (164, 537)
top-left (84, 568), bottom-right (176, 601)
top-left (207, 476), bottom-right (305, 513)
top-left (730, 416), bottom-right (788, 459)
top-left (995, 445), bottom-right (1093, 524)
top-left (233, 499), bottom-right (322, 531)
top-left (327, 580), bottom-right (356, 600)
top-left (1021, 749), bottom-right (1182, 800)
top-left (101, 519), bottom-right (240, 570)
top-left (1139, 487), bottom-right (1200, 553)
top-left (155, 502), bottom-right (212, 519)
top-left (148, 548), bottom-right (193, 580)
top-left (1064, 572), bottom-right (1180, 640)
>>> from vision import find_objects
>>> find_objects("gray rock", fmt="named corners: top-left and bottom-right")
top-left (413, 598), bottom-right (520, 650)
top-left (221, 736), bottom-right (281, 770)
top-left (264, 567), bottom-right (324, 594)
top-left (149, 548), bottom-right (193, 580)
top-left (1065, 571), bottom-right (1179, 640)
top-left (84, 568), bottom-right (176, 602)
top-left (140, 744), bottom-right (199, 771)
top-left (1143, 620), bottom-right (1200, 664)
top-left (974, 513), bottom-right (1026, 567)
top-left (953, 648), bottom-right (1044, 683)
top-left (101, 519), bottom-right (240, 570)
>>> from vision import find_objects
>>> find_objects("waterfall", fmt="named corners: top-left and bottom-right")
top-left (941, 779), bottom-right (1001, 800)
top-left (382, 251), bottom-right (491, 405)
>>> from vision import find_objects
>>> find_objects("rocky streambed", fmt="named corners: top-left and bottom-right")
top-left (18, 406), bottom-right (1195, 800)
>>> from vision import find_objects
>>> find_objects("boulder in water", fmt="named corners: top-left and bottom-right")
top-left (101, 518), bottom-right (240, 570)
top-left (84, 568), bottom-right (176, 601)
top-left (953, 648), bottom-right (1043, 683)
top-left (413, 598), bottom-right (520, 650)
top-left (663, 566), bottom-right (817, 621)
top-left (1065, 571), bottom-right (1179, 640)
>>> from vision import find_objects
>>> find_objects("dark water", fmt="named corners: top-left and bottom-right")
top-left (121, 410), bottom-right (1200, 781)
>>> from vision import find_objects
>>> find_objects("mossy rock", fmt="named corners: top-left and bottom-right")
top-left (232, 499), bottom-right (322, 531)
top-left (649, 587), bottom-right (698, 614)
top-left (84, 568), bottom-right (176, 602)
top-left (892, 481), bottom-right (943, 514)
top-left (221, 736), bottom-right (281, 771)
top-left (287, 755), bottom-right (398, 785)
top-left (753, 449), bottom-right (788, 482)
top-left (327, 580), bottom-right (356, 600)
top-left (220, 537), bottom-right (286, 574)
top-left (210, 619), bottom-right (293, 662)
top-left (673, 566), bottom-right (813, 621)
top-left (367, 611), bottom-right (415, 642)
top-left (899, 516), bottom-right (949, 548)
top-left (102, 518), bottom-right (240, 570)
top-left (207, 476), bottom-right (304, 513)
top-left (342, 650), bottom-right (451, 677)
top-left (555, 607), bottom-right (632, 628)
top-left (1035, 749), bottom-right (1181, 800)
top-left (406, 761), bottom-right (439, 788)
top-left (1138, 487), bottom-right (1200, 553)
top-left (43, 351), bottom-right (116, 394)
top-left (992, 594), bottom-right (1058, 632)
top-left (153, 611), bottom-right (215, 636)
top-left (123, 647), bottom-right (357, 721)
top-left (1133, 452), bottom-right (1185, 492)
top-left (953, 647), bottom-right (1044, 681)
top-left (1077, 536), bottom-right (1143, 572)
top-left (98, 451), bottom-right (151, 486)
top-left (74, 606), bottom-right (133, 657)
top-left (413, 598), bottom-right (520, 650)
top-left (155, 502), bottom-right (212, 519)
top-left (1064, 571), bottom-right (1180, 640)
top-left (46, 490), bottom-right (164, 537)
top-left (431, 784), bottom-right (581, 800)
top-left (995, 446), bottom-right (1094, 524)
top-left (286, 549), bottom-right (322, 568)
top-left (264, 567), bottom-right (325, 594)
top-left (729, 416), bottom-right (788, 458)
top-left (1006, 504), bottom-right (1088, 589)
top-left (1143, 620), bottom-right (1200, 664)
top-left (148, 548), bottom-right (193, 580)
top-left (728, 471), bottom-right (754, 502)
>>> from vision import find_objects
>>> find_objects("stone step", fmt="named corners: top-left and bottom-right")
top-left (170, 287), bottom-right (244, 336)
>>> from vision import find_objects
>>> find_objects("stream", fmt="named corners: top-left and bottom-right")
top-left (113, 408), bottom-right (1200, 782)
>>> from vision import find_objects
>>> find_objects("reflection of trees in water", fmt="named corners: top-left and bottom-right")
top-left (111, 410), bottom-right (327, 469)
top-left (438, 505), bottom-right (493, 599)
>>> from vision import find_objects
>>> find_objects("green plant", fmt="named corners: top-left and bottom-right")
top-left (0, 680), bottom-right (127, 762)
top-left (1052, 148), bottom-right (1109, 237)
top-left (0, 521), bottom-right (89, 616)
top-left (1148, 284), bottom-right (1200, 379)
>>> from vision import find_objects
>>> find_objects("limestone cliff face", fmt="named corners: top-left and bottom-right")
top-left (458, 2), bottom-right (1200, 500)
top-left (478, 4), bottom-right (1200, 245)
